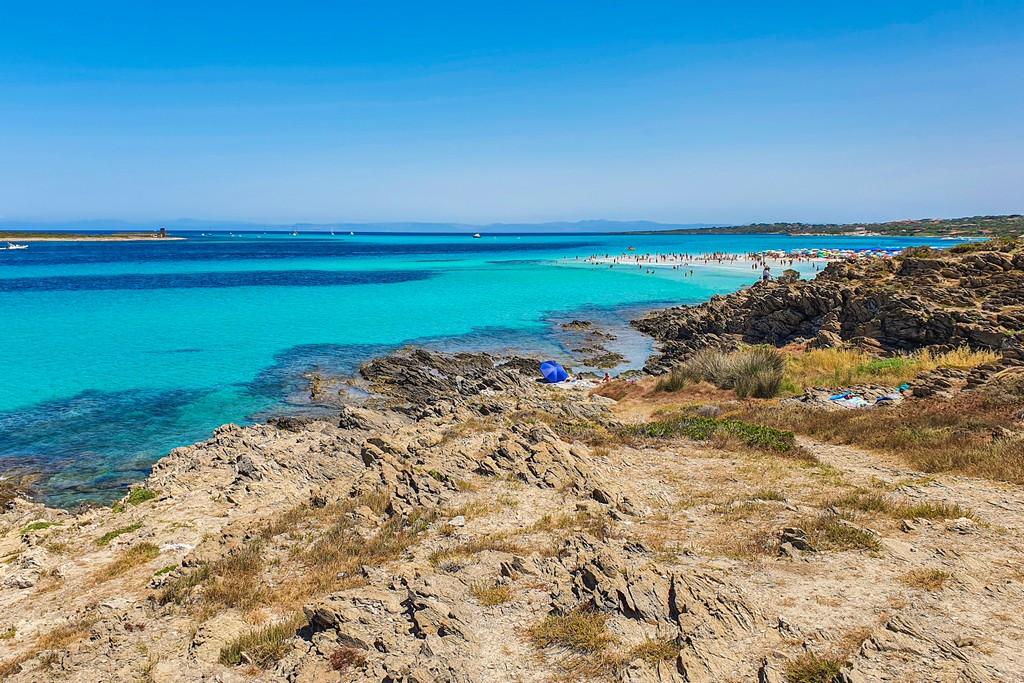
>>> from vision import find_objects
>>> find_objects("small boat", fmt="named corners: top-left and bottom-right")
top-left (6, 243), bottom-right (28, 250)
top-left (472, 233), bottom-right (482, 238)
top-left (292, 231), bottom-right (299, 236)
top-left (349, 231), bottom-right (355, 236)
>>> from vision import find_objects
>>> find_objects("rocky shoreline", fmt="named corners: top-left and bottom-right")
top-left (2, 242), bottom-right (1023, 682)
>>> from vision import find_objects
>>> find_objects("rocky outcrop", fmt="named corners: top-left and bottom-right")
top-left (634, 249), bottom-right (1024, 372)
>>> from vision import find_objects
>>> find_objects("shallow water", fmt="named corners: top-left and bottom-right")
top-left (0, 231), bottom-right (950, 506)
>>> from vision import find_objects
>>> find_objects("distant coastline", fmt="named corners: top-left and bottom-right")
top-left (618, 214), bottom-right (1022, 238)
top-left (0, 231), bottom-right (184, 242)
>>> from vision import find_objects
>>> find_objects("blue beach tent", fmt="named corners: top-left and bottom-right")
top-left (540, 361), bottom-right (569, 383)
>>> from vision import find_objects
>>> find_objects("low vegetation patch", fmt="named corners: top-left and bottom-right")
top-left (827, 490), bottom-right (973, 520)
top-left (219, 616), bottom-right (305, 667)
top-left (622, 414), bottom-right (802, 455)
top-left (428, 534), bottom-right (526, 570)
top-left (329, 646), bottom-right (368, 672)
top-left (735, 375), bottom-right (1024, 484)
top-left (0, 628), bottom-right (14, 641)
top-left (0, 618), bottom-right (96, 680)
top-left (527, 608), bottom-right (625, 679)
top-left (804, 513), bottom-right (881, 552)
top-left (528, 608), bottom-right (613, 654)
top-left (469, 581), bottom-right (513, 606)
top-left (781, 346), bottom-right (998, 394)
top-left (784, 652), bottom-right (844, 683)
top-left (96, 522), bottom-right (143, 546)
top-left (100, 542), bottom-right (160, 580)
top-left (112, 487), bottom-right (157, 513)
top-left (630, 638), bottom-right (678, 665)
top-left (162, 491), bottom-right (436, 614)
top-left (20, 521), bottom-right (57, 535)
top-left (900, 568), bottom-right (951, 591)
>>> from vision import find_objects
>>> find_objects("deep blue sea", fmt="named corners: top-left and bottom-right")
top-left (0, 231), bottom-right (953, 506)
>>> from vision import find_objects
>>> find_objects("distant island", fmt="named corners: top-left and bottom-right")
top-left (623, 214), bottom-right (1024, 238)
top-left (0, 228), bottom-right (182, 242)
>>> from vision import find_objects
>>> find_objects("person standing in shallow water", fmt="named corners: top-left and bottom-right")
top-left (762, 266), bottom-right (771, 282)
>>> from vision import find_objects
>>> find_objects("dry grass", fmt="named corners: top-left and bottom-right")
top-left (0, 618), bottom-right (96, 680)
top-left (630, 638), bottom-right (678, 665)
top-left (900, 568), bottom-right (951, 591)
top-left (329, 646), bottom-right (368, 672)
top-left (803, 513), bottom-right (881, 552)
top-left (827, 490), bottom-right (974, 520)
top-left (781, 346), bottom-right (999, 393)
top-left (99, 542), bottom-right (160, 580)
top-left (428, 534), bottom-right (527, 570)
top-left (219, 615), bottom-right (305, 667)
top-left (735, 375), bottom-right (1024, 484)
top-left (161, 490), bottom-right (435, 614)
top-left (527, 608), bottom-right (625, 680)
top-left (657, 347), bottom-right (785, 398)
top-left (527, 608), bottom-right (613, 653)
top-left (784, 652), bottom-right (844, 683)
top-left (469, 581), bottom-right (513, 606)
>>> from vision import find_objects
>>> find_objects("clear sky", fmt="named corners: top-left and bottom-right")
top-left (1, 1), bottom-right (1022, 225)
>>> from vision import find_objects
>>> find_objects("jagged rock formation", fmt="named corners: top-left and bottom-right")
top-left (635, 249), bottom-right (1024, 373)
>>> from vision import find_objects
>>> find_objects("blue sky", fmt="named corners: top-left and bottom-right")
top-left (1, 1), bottom-right (1022, 225)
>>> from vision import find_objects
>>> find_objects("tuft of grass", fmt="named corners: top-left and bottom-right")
top-left (900, 569), bottom-right (951, 591)
top-left (899, 501), bottom-right (973, 520)
top-left (20, 521), bottom-right (57, 535)
top-left (329, 646), bottom-right (368, 672)
top-left (653, 367), bottom-right (690, 393)
top-left (470, 581), bottom-right (513, 606)
top-left (674, 346), bottom-right (785, 398)
top-left (100, 543), bottom-right (160, 580)
top-left (154, 564), bottom-right (177, 576)
top-left (630, 638), bottom-right (678, 665)
top-left (219, 616), bottom-right (305, 667)
top-left (0, 628), bottom-right (14, 641)
top-left (96, 522), bottom-right (143, 546)
top-left (527, 608), bottom-right (612, 654)
top-left (804, 513), bottom-right (881, 552)
top-left (752, 489), bottom-right (786, 501)
top-left (784, 652), bottom-right (844, 683)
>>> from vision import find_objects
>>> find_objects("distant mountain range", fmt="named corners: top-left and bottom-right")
top-left (2, 215), bottom-right (1020, 237)
top-left (0, 219), bottom-right (721, 234)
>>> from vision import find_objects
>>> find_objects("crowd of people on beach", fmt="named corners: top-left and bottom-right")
top-left (561, 245), bottom-right (908, 278)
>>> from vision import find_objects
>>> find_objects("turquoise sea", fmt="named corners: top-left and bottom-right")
top-left (0, 231), bottom-right (952, 506)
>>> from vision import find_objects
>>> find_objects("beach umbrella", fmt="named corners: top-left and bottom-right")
top-left (540, 361), bottom-right (569, 383)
